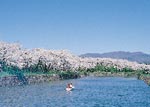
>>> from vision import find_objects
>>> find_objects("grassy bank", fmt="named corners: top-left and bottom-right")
top-left (0, 61), bottom-right (80, 79)
top-left (83, 65), bottom-right (150, 85)
top-left (0, 69), bottom-right (80, 80)
top-left (0, 63), bottom-right (150, 85)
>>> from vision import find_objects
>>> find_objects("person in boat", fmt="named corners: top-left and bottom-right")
top-left (66, 83), bottom-right (72, 91)
top-left (67, 83), bottom-right (71, 88)
top-left (69, 83), bottom-right (74, 88)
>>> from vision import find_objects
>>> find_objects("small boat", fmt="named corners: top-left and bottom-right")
top-left (70, 83), bottom-right (75, 89)
top-left (66, 83), bottom-right (74, 91)
top-left (66, 87), bottom-right (72, 91)
top-left (70, 86), bottom-right (75, 89)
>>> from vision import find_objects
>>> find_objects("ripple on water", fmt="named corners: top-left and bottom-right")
top-left (0, 77), bottom-right (150, 107)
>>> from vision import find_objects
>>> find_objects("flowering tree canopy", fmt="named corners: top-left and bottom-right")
top-left (0, 41), bottom-right (150, 72)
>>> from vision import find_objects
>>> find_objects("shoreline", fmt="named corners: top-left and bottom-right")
top-left (0, 74), bottom-right (60, 87)
top-left (0, 42), bottom-right (150, 87)
top-left (0, 72), bottom-right (150, 87)
top-left (0, 71), bottom-right (80, 87)
top-left (91, 72), bottom-right (150, 85)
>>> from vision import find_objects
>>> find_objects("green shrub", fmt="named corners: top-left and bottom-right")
top-left (59, 71), bottom-right (79, 79)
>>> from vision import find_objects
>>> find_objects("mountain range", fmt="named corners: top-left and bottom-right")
top-left (80, 51), bottom-right (150, 64)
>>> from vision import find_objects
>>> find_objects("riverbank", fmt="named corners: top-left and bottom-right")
top-left (0, 71), bottom-right (80, 87)
top-left (138, 74), bottom-right (150, 85)
top-left (1, 70), bottom-right (150, 87)
top-left (0, 74), bottom-right (59, 86)
top-left (1, 64), bottom-right (150, 86)
top-left (90, 72), bottom-right (150, 85)
top-left (0, 41), bottom-right (150, 86)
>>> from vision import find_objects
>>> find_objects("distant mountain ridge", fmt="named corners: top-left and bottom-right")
top-left (80, 51), bottom-right (150, 64)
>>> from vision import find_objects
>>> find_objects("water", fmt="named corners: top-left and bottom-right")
top-left (0, 77), bottom-right (150, 107)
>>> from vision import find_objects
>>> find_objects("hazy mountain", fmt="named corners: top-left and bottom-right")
top-left (80, 51), bottom-right (150, 64)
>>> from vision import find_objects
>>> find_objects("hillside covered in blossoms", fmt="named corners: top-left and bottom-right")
top-left (0, 41), bottom-right (150, 73)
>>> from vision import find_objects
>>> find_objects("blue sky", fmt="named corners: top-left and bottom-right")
top-left (0, 0), bottom-right (150, 55)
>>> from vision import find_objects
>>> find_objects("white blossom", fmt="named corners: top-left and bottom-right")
top-left (0, 41), bottom-right (150, 71)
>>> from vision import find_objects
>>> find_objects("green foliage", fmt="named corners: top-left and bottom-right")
top-left (25, 60), bottom-right (49, 73)
top-left (122, 67), bottom-right (134, 72)
top-left (0, 61), bottom-right (22, 75)
top-left (85, 64), bottom-right (136, 73)
top-left (58, 71), bottom-right (79, 79)
top-left (1, 60), bottom-right (150, 79)
top-left (86, 65), bottom-right (119, 73)
top-left (0, 60), bottom-right (55, 77)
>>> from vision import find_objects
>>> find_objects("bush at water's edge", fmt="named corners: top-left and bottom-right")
top-left (1, 63), bottom-right (150, 86)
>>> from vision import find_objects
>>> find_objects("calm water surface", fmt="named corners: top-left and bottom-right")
top-left (0, 77), bottom-right (150, 107)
